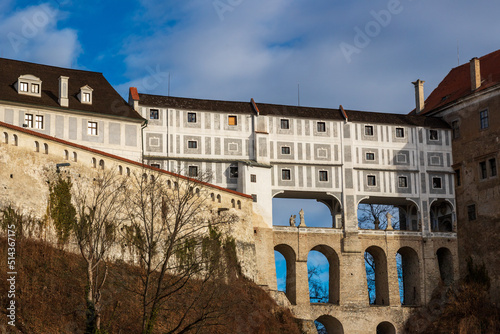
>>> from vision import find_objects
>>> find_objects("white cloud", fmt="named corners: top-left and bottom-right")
top-left (116, 0), bottom-right (500, 113)
top-left (0, 3), bottom-right (80, 68)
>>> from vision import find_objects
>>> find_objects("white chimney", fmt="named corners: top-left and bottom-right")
top-left (470, 57), bottom-right (481, 91)
top-left (59, 76), bottom-right (69, 107)
top-left (412, 79), bottom-right (425, 114)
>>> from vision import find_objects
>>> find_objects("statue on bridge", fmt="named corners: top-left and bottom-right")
top-left (289, 215), bottom-right (296, 227)
top-left (298, 208), bottom-right (306, 227)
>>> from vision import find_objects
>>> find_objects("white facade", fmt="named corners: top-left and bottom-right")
top-left (136, 95), bottom-right (456, 235)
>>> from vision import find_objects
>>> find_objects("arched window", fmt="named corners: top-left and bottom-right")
top-left (217, 194), bottom-right (221, 203)
top-left (34, 141), bottom-right (40, 152)
top-left (2, 132), bottom-right (7, 144)
top-left (237, 200), bottom-right (241, 209)
top-left (211, 193), bottom-right (215, 201)
top-left (91, 158), bottom-right (97, 168)
top-left (64, 150), bottom-right (69, 160)
top-left (12, 135), bottom-right (18, 146)
top-left (126, 167), bottom-right (130, 176)
top-left (73, 152), bottom-right (78, 162)
top-left (99, 159), bottom-right (105, 170)
top-left (118, 165), bottom-right (123, 175)
top-left (231, 199), bottom-right (235, 208)
top-left (43, 143), bottom-right (48, 154)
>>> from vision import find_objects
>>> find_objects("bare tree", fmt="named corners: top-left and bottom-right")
top-left (308, 265), bottom-right (328, 303)
top-left (122, 170), bottom-right (239, 334)
top-left (71, 170), bottom-right (127, 333)
top-left (358, 204), bottom-right (399, 230)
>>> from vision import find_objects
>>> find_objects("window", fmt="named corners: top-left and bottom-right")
top-left (454, 169), bottom-right (461, 186)
top-left (31, 84), bottom-right (39, 94)
top-left (250, 174), bottom-right (257, 183)
top-left (281, 169), bottom-right (291, 180)
top-left (151, 163), bottom-right (160, 169)
top-left (88, 121), bottom-right (98, 136)
top-left (432, 177), bottom-right (442, 189)
top-left (364, 125), bottom-right (373, 136)
top-left (35, 115), bottom-right (43, 129)
top-left (395, 127), bottom-right (404, 138)
top-left (228, 115), bottom-right (237, 126)
top-left (366, 152), bottom-right (375, 161)
top-left (480, 109), bottom-right (489, 129)
top-left (19, 82), bottom-right (28, 92)
top-left (280, 119), bottom-right (289, 129)
top-left (187, 140), bottom-right (198, 149)
top-left (188, 166), bottom-right (198, 177)
top-left (367, 175), bottom-right (376, 186)
top-left (317, 122), bottom-right (326, 132)
top-left (467, 204), bottom-right (476, 221)
top-left (251, 194), bottom-right (257, 202)
top-left (24, 114), bottom-right (33, 128)
top-left (398, 176), bottom-right (408, 188)
top-left (489, 158), bottom-right (497, 177)
top-left (281, 146), bottom-right (291, 155)
top-left (479, 161), bottom-right (487, 179)
top-left (229, 166), bottom-right (238, 178)
top-left (188, 112), bottom-right (197, 123)
top-left (318, 170), bottom-right (328, 182)
top-left (451, 120), bottom-right (460, 139)
top-left (82, 92), bottom-right (91, 103)
top-left (150, 109), bottom-right (159, 120)
top-left (429, 130), bottom-right (439, 140)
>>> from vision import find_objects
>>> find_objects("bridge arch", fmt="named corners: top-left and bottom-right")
top-left (315, 315), bottom-right (344, 334)
top-left (430, 199), bottom-right (455, 232)
top-left (272, 191), bottom-right (342, 228)
top-left (308, 245), bottom-right (340, 304)
top-left (397, 246), bottom-right (420, 306)
top-left (376, 321), bottom-right (396, 334)
top-left (365, 245), bottom-right (389, 306)
top-left (274, 244), bottom-right (297, 304)
top-left (436, 247), bottom-right (454, 285)
top-left (358, 197), bottom-right (420, 231)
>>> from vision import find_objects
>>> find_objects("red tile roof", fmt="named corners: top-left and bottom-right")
top-left (0, 121), bottom-right (252, 199)
top-left (413, 49), bottom-right (500, 115)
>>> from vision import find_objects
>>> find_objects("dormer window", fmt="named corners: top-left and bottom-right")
top-left (79, 85), bottom-right (93, 104)
top-left (17, 74), bottom-right (42, 97)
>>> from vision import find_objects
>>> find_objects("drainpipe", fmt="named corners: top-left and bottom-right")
top-left (141, 119), bottom-right (148, 165)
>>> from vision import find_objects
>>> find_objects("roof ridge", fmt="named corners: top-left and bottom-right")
top-left (0, 57), bottom-right (103, 75)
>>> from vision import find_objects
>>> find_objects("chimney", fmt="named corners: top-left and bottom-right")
top-left (59, 76), bottom-right (69, 107)
top-left (470, 57), bottom-right (481, 91)
top-left (412, 79), bottom-right (425, 114)
top-left (128, 87), bottom-right (140, 111)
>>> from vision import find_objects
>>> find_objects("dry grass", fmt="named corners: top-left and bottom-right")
top-left (0, 237), bottom-right (300, 334)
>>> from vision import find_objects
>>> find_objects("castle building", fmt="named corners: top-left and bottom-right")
top-left (130, 89), bottom-right (458, 333)
top-left (0, 58), bottom-right (145, 162)
top-left (410, 49), bottom-right (500, 303)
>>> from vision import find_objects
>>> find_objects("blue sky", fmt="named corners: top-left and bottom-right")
top-left (1, 0), bottom-right (500, 113)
